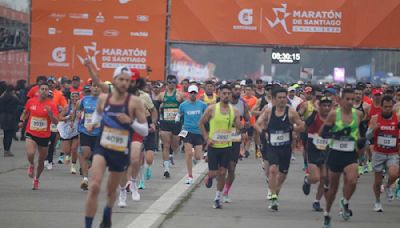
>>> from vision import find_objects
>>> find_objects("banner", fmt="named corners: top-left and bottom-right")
top-left (30, 0), bottom-right (166, 83)
top-left (170, 0), bottom-right (400, 49)
top-left (0, 50), bottom-right (28, 84)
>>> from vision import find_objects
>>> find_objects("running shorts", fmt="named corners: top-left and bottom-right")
top-left (207, 146), bottom-right (231, 171)
top-left (26, 133), bottom-right (50, 147)
top-left (182, 132), bottom-right (204, 146)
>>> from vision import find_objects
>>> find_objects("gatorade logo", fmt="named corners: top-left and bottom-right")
top-left (52, 47), bottom-right (66, 63)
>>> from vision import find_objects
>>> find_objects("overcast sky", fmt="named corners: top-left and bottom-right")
top-left (0, 0), bottom-right (29, 12)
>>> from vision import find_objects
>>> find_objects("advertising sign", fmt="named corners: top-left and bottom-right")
top-left (170, 0), bottom-right (400, 49)
top-left (30, 0), bottom-right (166, 82)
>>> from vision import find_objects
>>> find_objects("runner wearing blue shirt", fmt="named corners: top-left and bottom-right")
top-left (176, 85), bottom-right (207, 184)
top-left (77, 84), bottom-right (101, 191)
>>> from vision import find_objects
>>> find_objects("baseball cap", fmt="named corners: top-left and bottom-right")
top-left (72, 75), bottom-right (80, 81)
top-left (113, 66), bottom-right (132, 79)
top-left (325, 88), bottom-right (336, 95)
top-left (130, 68), bottom-right (140, 81)
top-left (372, 88), bottom-right (383, 96)
top-left (304, 86), bottom-right (313, 93)
top-left (188, 85), bottom-right (198, 93)
top-left (288, 86), bottom-right (296, 92)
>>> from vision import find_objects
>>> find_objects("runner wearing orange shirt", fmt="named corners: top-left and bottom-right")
top-left (19, 82), bottom-right (59, 190)
top-left (242, 84), bottom-right (258, 158)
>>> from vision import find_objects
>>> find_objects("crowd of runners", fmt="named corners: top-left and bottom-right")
top-left (3, 60), bottom-right (400, 228)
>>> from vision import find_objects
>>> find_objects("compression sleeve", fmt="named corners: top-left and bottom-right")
top-left (131, 119), bottom-right (149, 137)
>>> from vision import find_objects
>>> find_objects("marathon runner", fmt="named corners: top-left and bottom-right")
top-left (320, 88), bottom-right (363, 228)
top-left (57, 92), bottom-right (80, 174)
top-left (301, 96), bottom-right (333, 212)
top-left (77, 83), bottom-right (101, 191)
top-left (199, 84), bottom-right (240, 209)
top-left (367, 95), bottom-right (400, 212)
top-left (84, 66), bottom-right (147, 228)
top-left (19, 82), bottom-right (59, 190)
top-left (201, 80), bottom-right (217, 105)
top-left (159, 74), bottom-right (184, 178)
top-left (255, 87), bottom-right (305, 211)
top-left (223, 82), bottom-right (250, 202)
top-left (176, 85), bottom-right (207, 184)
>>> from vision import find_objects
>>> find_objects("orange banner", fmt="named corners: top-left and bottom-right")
top-left (170, 0), bottom-right (400, 49)
top-left (30, 0), bottom-right (166, 83)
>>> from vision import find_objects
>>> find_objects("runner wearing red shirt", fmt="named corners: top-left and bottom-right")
top-left (19, 82), bottom-right (59, 190)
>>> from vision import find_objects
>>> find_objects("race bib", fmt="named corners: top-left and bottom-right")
top-left (100, 126), bottom-right (129, 152)
top-left (163, 108), bottom-right (178, 121)
top-left (30, 116), bottom-right (48, 131)
top-left (377, 135), bottom-right (397, 148)
top-left (270, 132), bottom-right (290, 146)
top-left (231, 129), bottom-right (241, 142)
top-left (50, 124), bottom-right (58, 132)
top-left (84, 113), bottom-right (93, 128)
top-left (312, 136), bottom-right (329, 151)
top-left (331, 140), bottom-right (355, 152)
top-left (212, 130), bottom-right (231, 143)
top-left (178, 130), bottom-right (189, 138)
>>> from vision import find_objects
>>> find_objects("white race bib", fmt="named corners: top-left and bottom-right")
top-left (30, 116), bottom-right (48, 131)
top-left (84, 113), bottom-right (93, 128)
top-left (212, 130), bottom-right (231, 143)
top-left (331, 140), bottom-right (355, 152)
top-left (270, 132), bottom-right (290, 146)
top-left (178, 130), bottom-right (189, 138)
top-left (231, 129), bottom-right (241, 142)
top-left (163, 108), bottom-right (178, 121)
top-left (312, 136), bottom-right (329, 151)
top-left (377, 136), bottom-right (397, 148)
top-left (100, 126), bottom-right (129, 152)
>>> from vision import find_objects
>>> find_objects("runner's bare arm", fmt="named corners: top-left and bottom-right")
top-left (366, 115), bottom-right (378, 140)
top-left (233, 108), bottom-right (241, 131)
top-left (319, 110), bottom-right (336, 137)
top-left (199, 105), bottom-right (215, 142)
top-left (176, 91), bottom-right (185, 103)
top-left (89, 94), bottom-right (106, 130)
top-left (289, 109), bottom-right (305, 132)
top-left (84, 58), bottom-right (109, 93)
top-left (254, 108), bottom-right (270, 134)
top-left (251, 98), bottom-right (262, 117)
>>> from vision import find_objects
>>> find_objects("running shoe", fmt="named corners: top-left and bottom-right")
top-left (302, 176), bottom-right (311, 195)
top-left (363, 166), bottom-right (369, 174)
top-left (185, 177), bottom-right (193, 185)
top-left (80, 179), bottom-right (89, 191)
top-left (118, 188), bottom-right (127, 208)
top-left (70, 164), bottom-right (77, 174)
top-left (46, 162), bottom-right (53, 170)
top-left (138, 180), bottom-right (145, 190)
top-left (213, 199), bottom-right (222, 209)
top-left (322, 215), bottom-right (331, 228)
top-left (27, 165), bottom-right (34, 178)
top-left (339, 198), bottom-right (352, 221)
top-left (58, 155), bottom-right (64, 164)
top-left (32, 179), bottom-right (39, 190)
top-left (244, 150), bottom-right (250, 158)
top-left (130, 183), bottom-right (141, 201)
top-left (373, 202), bottom-right (383, 212)
top-left (192, 158), bottom-right (198, 166)
top-left (164, 171), bottom-right (170, 179)
top-left (222, 195), bottom-right (232, 203)
top-left (144, 166), bottom-right (152, 180)
top-left (291, 154), bottom-right (296, 161)
top-left (269, 195), bottom-right (279, 211)
top-left (99, 220), bottom-right (111, 228)
top-left (357, 165), bottom-right (364, 176)
top-left (313, 201), bottom-right (323, 212)
top-left (204, 175), bottom-right (213, 188)
top-left (386, 185), bottom-right (395, 201)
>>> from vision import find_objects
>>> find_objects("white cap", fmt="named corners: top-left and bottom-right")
top-left (288, 86), bottom-right (296, 92)
top-left (113, 66), bottom-right (131, 79)
top-left (240, 80), bottom-right (246, 86)
top-left (188, 85), bottom-right (198, 93)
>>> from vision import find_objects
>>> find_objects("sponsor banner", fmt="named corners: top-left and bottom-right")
top-left (170, 0), bottom-right (400, 48)
top-left (0, 50), bottom-right (28, 84)
top-left (30, 0), bottom-right (166, 83)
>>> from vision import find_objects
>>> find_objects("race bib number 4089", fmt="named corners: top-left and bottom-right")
top-left (100, 126), bottom-right (129, 152)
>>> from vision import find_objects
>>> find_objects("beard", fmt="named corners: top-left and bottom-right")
top-left (232, 94), bottom-right (240, 99)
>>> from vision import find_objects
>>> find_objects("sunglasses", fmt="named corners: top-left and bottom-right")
top-left (189, 91), bottom-right (197, 94)
top-left (167, 80), bottom-right (177, 84)
top-left (320, 96), bottom-right (333, 102)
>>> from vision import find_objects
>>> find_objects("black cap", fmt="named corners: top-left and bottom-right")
top-left (72, 76), bottom-right (80, 81)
